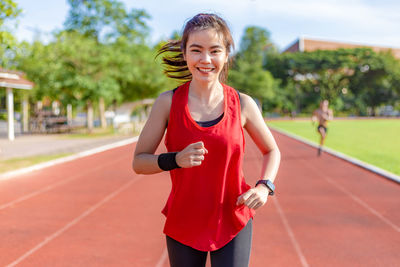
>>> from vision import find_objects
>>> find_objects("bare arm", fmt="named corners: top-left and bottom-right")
top-left (328, 109), bottom-right (334, 120)
top-left (237, 93), bottom-right (281, 210)
top-left (241, 94), bottom-right (280, 182)
top-left (133, 91), bottom-right (208, 174)
top-left (132, 91), bottom-right (172, 174)
top-left (311, 110), bottom-right (318, 124)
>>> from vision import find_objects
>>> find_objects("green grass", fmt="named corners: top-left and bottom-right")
top-left (0, 153), bottom-right (72, 174)
top-left (58, 127), bottom-right (127, 139)
top-left (267, 119), bottom-right (400, 176)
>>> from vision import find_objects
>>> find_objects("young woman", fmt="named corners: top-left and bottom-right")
top-left (133, 13), bottom-right (280, 267)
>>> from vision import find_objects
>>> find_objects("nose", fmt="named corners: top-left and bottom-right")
top-left (200, 52), bottom-right (211, 63)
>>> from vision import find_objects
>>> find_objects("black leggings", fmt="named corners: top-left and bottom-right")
top-left (166, 219), bottom-right (253, 267)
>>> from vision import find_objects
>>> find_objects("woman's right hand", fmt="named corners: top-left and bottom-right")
top-left (176, 141), bottom-right (208, 168)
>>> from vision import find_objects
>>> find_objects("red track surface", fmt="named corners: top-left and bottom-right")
top-left (1, 131), bottom-right (399, 267)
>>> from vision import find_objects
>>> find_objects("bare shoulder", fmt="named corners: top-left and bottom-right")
top-left (133, 90), bottom-right (173, 156)
top-left (141, 89), bottom-right (174, 131)
top-left (239, 92), bottom-right (260, 115)
top-left (151, 90), bottom-right (173, 118)
top-left (238, 92), bottom-right (262, 127)
top-left (156, 90), bottom-right (173, 109)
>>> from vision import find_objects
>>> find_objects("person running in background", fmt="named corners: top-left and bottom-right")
top-left (132, 13), bottom-right (280, 267)
top-left (312, 100), bottom-right (333, 156)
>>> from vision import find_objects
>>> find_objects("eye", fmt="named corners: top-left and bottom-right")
top-left (212, 49), bottom-right (222, 54)
top-left (191, 49), bottom-right (201, 53)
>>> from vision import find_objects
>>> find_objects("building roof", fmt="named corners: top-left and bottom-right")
top-left (0, 68), bottom-right (34, 90)
top-left (283, 37), bottom-right (400, 59)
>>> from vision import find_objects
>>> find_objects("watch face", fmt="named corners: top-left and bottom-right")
top-left (266, 180), bottom-right (275, 192)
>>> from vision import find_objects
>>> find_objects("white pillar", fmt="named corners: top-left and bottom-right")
top-left (87, 100), bottom-right (93, 132)
top-left (22, 95), bottom-right (29, 133)
top-left (6, 87), bottom-right (15, 141)
top-left (67, 104), bottom-right (72, 125)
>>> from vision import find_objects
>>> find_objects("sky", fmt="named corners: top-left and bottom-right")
top-left (12, 0), bottom-right (400, 52)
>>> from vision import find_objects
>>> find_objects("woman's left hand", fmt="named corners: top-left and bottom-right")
top-left (236, 185), bottom-right (270, 210)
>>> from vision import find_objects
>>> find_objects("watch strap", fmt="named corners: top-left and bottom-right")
top-left (255, 179), bottom-right (275, 196)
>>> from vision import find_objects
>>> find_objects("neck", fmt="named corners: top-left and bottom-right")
top-left (189, 79), bottom-right (223, 102)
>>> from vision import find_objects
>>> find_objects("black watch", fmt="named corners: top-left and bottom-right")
top-left (256, 179), bottom-right (275, 196)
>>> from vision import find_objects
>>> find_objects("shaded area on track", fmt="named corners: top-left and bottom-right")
top-left (0, 130), bottom-right (399, 266)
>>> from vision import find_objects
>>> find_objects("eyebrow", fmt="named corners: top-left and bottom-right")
top-left (189, 44), bottom-right (224, 49)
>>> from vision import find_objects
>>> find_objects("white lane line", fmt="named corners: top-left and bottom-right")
top-left (273, 197), bottom-right (310, 267)
top-left (0, 156), bottom-right (125, 211)
top-left (270, 126), bottom-right (400, 184)
top-left (155, 247), bottom-right (168, 267)
top-left (0, 137), bottom-right (138, 181)
top-left (305, 161), bottom-right (400, 233)
top-left (5, 176), bottom-right (141, 267)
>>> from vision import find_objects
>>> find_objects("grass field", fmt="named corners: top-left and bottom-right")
top-left (0, 153), bottom-right (72, 174)
top-left (267, 119), bottom-right (400, 176)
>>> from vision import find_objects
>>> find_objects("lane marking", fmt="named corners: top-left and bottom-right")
top-left (0, 155), bottom-right (127, 211)
top-left (273, 197), bottom-right (310, 267)
top-left (270, 126), bottom-right (400, 184)
top-left (304, 161), bottom-right (400, 233)
top-left (0, 137), bottom-right (138, 181)
top-left (276, 129), bottom-right (399, 233)
top-left (155, 247), bottom-right (168, 267)
top-left (5, 176), bottom-right (141, 267)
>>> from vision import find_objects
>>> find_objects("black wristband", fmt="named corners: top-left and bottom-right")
top-left (157, 152), bottom-right (181, 171)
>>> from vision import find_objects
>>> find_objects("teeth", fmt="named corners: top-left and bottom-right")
top-left (198, 68), bottom-right (213, 72)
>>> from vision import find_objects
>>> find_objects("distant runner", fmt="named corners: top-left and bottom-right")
top-left (312, 100), bottom-right (333, 156)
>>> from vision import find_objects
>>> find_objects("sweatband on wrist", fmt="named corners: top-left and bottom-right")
top-left (158, 152), bottom-right (181, 171)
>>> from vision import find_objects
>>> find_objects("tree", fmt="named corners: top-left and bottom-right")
top-left (228, 26), bottom-right (278, 109)
top-left (64, 0), bottom-right (149, 43)
top-left (63, 0), bottom-right (156, 129)
top-left (347, 49), bottom-right (400, 115)
top-left (237, 26), bottom-right (272, 65)
top-left (266, 47), bottom-right (400, 115)
top-left (17, 31), bottom-right (122, 131)
top-left (0, 0), bottom-right (21, 68)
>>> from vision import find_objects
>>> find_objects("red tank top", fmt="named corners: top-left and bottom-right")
top-left (162, 81), bottom-right (255, 251)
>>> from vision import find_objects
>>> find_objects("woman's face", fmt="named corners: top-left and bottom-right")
top-left (184, 28), bottom-right (229, 84)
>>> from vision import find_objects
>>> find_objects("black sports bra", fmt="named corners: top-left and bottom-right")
top-left (172, 87), bottom-right (241, 127)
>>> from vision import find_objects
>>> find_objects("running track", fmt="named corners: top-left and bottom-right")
top-left (0, 130), bottom-right (399, 267)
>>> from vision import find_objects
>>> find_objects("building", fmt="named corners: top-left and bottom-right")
top-left (0, 68), bottom-right (34, 140)
top-left (283, 37), bottom-right (400, 59)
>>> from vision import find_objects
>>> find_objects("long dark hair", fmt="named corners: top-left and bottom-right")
top-left (157, 13), bottom-right (234, 83)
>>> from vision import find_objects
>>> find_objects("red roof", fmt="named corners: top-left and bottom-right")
top-left (283, 37), bottom-right (400, 59)
top-left (0, 68), bottom-right (34, 90)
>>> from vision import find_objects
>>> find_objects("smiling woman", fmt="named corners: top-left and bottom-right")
top-left (156, 13), bottom-right (234, 83)
top-left (133, 13), bottom-right (281, 267)
top-left (184, 29), bottom-right (229, 85)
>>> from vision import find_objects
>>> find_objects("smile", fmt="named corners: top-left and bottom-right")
top-left (197, 67), bottom-right (215, 73)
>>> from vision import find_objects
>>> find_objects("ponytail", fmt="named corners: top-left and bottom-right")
top-left (156, 40), bottom-right (191, 83)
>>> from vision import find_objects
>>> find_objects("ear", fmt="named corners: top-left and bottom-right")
top-left (183, 50), bottom-right (187, 61)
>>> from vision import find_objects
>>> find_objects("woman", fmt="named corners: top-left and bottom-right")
top-left (133, 13), bottom-right (280, 267)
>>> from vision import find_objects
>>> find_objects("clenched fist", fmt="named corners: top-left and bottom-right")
top-left (176, 141), bottom-right (208, 168)
top-left (236, 185), bottom-right (270, 210)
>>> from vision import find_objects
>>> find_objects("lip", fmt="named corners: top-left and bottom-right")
top-left (196, 67), bottom-right (215, 74)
